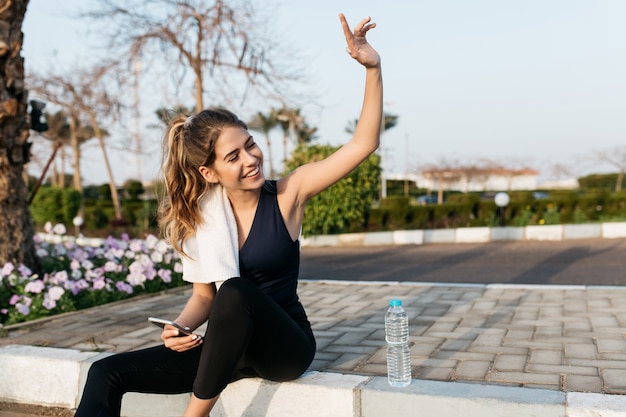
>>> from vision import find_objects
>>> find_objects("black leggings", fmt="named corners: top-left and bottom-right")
top-left (74, 278), bottom-right (316, 417)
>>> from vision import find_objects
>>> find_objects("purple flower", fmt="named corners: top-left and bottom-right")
top-left (16, 303), bottom-right (30, 316)
top-left (115, 281), bottom-right (133, 294)
top-left (174, 262), bottom-right (183, 273)
top-left (42, 295), bottom-right (56, 310)
top-left (158, 268), bottom-right (172, 283)
top-left (18, 265), bottom-right (32, 278)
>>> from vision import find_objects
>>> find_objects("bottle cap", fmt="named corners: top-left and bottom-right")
top-left (389, 299), bottom-right (402, 307)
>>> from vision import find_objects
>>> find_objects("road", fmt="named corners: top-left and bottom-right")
top-left (300, 238), bottom-right (626, 286)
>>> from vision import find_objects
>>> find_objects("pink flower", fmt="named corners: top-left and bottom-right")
top-left (93, 278), bottom-right (106, 290)
top-left (48, 286), bottom-right (65, 301)
top-left (1, 262), bottom-right (14, 277)
top-left (24, 280), bottom-right (45, 294)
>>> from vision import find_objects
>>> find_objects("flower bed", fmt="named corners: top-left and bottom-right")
top-left (1, 223), bottom-right (185, 326)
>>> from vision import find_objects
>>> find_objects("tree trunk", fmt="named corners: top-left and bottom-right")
top-left (616, 169), bottom-right (624, 193)
top-left (0, 0), bottom-right (40, 272)
top-left (69, 115), bottom-right (82, 192)
top-left (92, 123), bottom-right (122, 220)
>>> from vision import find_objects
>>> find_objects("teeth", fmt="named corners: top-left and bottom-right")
top-left (245, 167), bottom-right (259, 178)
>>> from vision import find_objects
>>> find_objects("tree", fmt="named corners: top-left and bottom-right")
top-left (86, 0), bottom-right (300, 112)
top-left (28, 63), bottom-right (124, 220)
top-left (346, 112), bottom-right (398, 199)
top-left (594, 147), bottom-right (626, 192)
top-left (0, 0), bottom-right (40, 271)
top-left (344, 112), bottom-right (399, 135)
top-left (247, 110), bottom-right (278, 178)
top-left (285, 144), bottom-right (381, 236)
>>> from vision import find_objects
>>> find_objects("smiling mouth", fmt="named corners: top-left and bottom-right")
top-left (243, 167), bottom-right (260, 178)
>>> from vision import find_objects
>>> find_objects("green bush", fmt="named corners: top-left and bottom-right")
top-left (30, 187), bottom-right (82, 226)
top-left (284, 144), bottom-right (381, 236)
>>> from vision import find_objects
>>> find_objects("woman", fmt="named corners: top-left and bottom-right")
top-left (75, 13), bottom-right (382, 417)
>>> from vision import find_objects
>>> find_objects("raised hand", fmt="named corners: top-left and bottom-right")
top-left (339, 13), bottom-right (381, 68)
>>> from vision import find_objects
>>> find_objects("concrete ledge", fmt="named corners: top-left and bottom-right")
top-left (362, 377), bottom-right (566, 417)
top-left (363, 231), bottom-right (394, 246)
top-left (563, 224), bottom-right (602, 240)
top-left (525, 225), bottom-right (563, 241)
top-left (392, 229), bottom-right (424, 245)
top-left (602, 222), bottom-right (626, 239)
top-left (491, 226), bottom-right (525, 241)
top-left (0, 344), bottom-right (100, 408)
top-left (456, 227), bottom-right (490, 243)
top-left (424, 229), bottom-right (456, 244)
top-left (3, 345), bottom-right (624, 416)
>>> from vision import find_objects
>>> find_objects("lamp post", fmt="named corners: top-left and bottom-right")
top-left (494, 192), bottom-right (509, 227)
top-left (73, 216), bottom-right (84, 239)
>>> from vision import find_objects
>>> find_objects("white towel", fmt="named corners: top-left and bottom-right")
top-left (181, 185), bottom-right (240, 284)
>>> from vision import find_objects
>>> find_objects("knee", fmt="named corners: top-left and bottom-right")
top-left (85, 355), bottom-right (122, 387)
top-left (216, 278), bottom-right (257, 304)
top-left (211, 278), bottom-right (257, 319)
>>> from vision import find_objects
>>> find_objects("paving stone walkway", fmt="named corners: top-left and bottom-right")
top-left (2, 280), bottom-right (625, 395)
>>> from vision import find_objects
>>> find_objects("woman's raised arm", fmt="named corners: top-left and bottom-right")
top-left (280, 14), bottom-right (383, 205)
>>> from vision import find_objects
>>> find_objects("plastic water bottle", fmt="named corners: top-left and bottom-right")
top-left (385, 299), bottom-right (411, 387)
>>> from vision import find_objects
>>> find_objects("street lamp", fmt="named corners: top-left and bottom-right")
top-left (494, 192), bottom-right (509, 227)
top-left (73, 216), bottom-right (84, 238)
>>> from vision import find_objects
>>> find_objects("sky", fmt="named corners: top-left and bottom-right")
top-left (22, 0), bottom-right (626, 186)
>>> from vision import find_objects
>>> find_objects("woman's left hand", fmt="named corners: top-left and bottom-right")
top-left (339, 14), bottom-right (381, 68)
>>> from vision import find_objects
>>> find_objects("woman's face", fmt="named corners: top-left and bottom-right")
top-left (201, 126), bottom-right (265, 190)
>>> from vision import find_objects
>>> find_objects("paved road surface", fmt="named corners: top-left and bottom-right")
top-left (300, 238), bottom-right (626, 286)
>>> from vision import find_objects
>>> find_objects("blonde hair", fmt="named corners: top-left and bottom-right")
top-left (158, 108), bottom-right (248, 256)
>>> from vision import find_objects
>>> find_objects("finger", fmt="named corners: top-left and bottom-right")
top-left (175, 337), bottom-right (203, 352)
top-left (354, 16), bottom-right (372, 35)
top-left (339, 13), bottom-right (356, 50)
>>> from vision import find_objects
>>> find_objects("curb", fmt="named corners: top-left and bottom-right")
top-left (301, 222), bottom-right (626, 247)
top-left (37, 222), bottom-right (626, 249)
top-left (1, 345), bottom-right (626, 416)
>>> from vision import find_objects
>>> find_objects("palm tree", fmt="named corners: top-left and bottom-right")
top-left (345, 112), bottom-right (399, 135)
top-left (247, 110), bottom-right (278, 178)
top-left (275, 107), bottom-right (304, 170)
top-left (0, 0), bottom-right (40, 271)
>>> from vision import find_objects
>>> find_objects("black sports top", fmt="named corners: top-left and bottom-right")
top-left (239, 181), bottom-right (300, 309)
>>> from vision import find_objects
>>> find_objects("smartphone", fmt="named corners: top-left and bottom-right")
top-left (148, 317), bottom-right (194, 336)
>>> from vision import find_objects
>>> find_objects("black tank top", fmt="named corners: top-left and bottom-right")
top-left (239, 181), bottom-right (300, 308)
